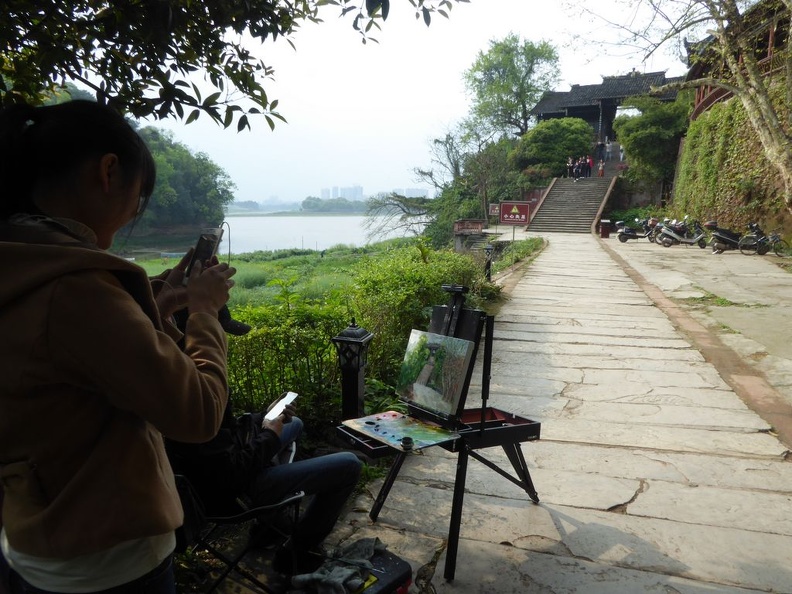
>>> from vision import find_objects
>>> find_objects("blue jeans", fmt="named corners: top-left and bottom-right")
top-left (249, 427), bottom-right (362, 551)
top-left (277, 416), bottom-right (303, 459)
top-left (6, 555), bottom-right (175, 594)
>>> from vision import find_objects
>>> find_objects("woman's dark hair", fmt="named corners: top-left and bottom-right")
top-left (0, 100), bottom-right (156, 219)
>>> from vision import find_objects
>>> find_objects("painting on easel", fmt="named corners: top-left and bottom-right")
top-left (396, 330), bottom-right (475, 419)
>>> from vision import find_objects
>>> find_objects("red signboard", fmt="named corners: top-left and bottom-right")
top-left (499, 201), bottom-right (530, 225)
top-left (488, 204), bottom-right (500, 216)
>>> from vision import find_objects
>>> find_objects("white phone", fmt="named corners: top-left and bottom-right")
top-left (264, 392), bottom-right (298, 421)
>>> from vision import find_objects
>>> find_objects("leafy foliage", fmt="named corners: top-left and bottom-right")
top-left (2, 0), bottom-right (466, 129)
top-left (597, 0), bottom-right (792, 213)
top-left (509, 118), bottom-right (592, 182)
top-left (673, 81), bottom-right (791, 233)
top-left (349, 242), bottom-right (493, 383)
top-left (490, 237), bottom-right (544, 275)
top-left (133, 127), bottom-right (235, 231)
top-left (226, 298), bottom-right (347, 440)
top-left (422, 184), bottom-right (482, 247)
top-left (463, 136), bottom-right (524, 214)
top-left (613, 93), bottom-right (692, 191)
top-left (372, 130), bottom-right (528, 248)
top-left (463, 33), bottom-right (559, 137)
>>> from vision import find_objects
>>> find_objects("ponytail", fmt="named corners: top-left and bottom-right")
top-left (0, 103), bottom-right (40, 217)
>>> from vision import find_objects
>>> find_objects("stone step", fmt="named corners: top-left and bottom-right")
top-left (528, 175), bottom-right (613, 233)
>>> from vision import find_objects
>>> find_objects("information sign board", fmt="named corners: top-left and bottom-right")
top-left (499, 201), bottom-right (530, 225)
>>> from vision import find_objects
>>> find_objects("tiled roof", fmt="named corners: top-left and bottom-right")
top-left (532, 71), bottom-right (681, 114)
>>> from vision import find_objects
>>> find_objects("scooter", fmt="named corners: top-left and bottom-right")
top-left (617, 217), bottom-right (659, 243)
top-left (704, 220), bottom-right (743, 254)
top-left (657, 216), bottom-right (708, 248)
top-left (653, 218), bottom-right (671, 245)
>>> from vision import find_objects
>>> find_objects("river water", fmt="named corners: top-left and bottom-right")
top-left (221, 214), bottom-right (409, 254)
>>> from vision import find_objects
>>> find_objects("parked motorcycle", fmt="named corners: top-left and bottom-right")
top-left (738, 222), bottom-right (772, 255)
top-left (653, 218), bottom-right (672, 245)
top-left (704, 220), bottom-right (743, 254)
top-left (616, 217), bottom-right (659, 242)
top-left (657, 216), bottom-right (707, 248)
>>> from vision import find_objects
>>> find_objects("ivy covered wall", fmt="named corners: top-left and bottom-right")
top-left (673, 80), bottom-right (791, 233)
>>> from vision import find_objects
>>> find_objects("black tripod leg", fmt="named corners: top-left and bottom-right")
top-left (502, 443), bottom-right (539, 503)
top-left (443, 445), bottom-right (469, 582)
top-left (370, 451), bottom-right (408, 522)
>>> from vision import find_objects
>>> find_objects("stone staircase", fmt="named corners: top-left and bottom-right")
top-left (527, 176), bottom-right (612, 233)
top-left (527, 147), bottom-right (625, 234)
top-left (528, 177), bottom-right (612, 233)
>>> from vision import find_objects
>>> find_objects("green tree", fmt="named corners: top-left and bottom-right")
top-left (365, 192), bottom-right (435, 239)
top-left (464, 33), bottom-right (559, 137)
top-left (2, 0), bottom-right (465, 129)
top-left (369, 130), bottom-right (524, 245)
top-left (422, 183), bottom-right (481, 247)
top-left (613, 93), bottom-right (692, 197)
top-left (593, 0), bottom-right (792, 214)
top-left (462, 136), bottom-right (522, 221)
top-left (367, 131), bottom-right (469, 244)
top-left (135, 127), bottom-right (235, 229)
top-left (509, 117), bottom-right (592, 183)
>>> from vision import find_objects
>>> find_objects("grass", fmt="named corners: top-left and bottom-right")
top-left (678, 288), bottom-right (769, 309)
top-left (774, 260), bottom-right (792, 273)
top-left (135, 241), bottom-right (402, 308)
top-left (135, 236), bottom-right (545, 309)
top-left (491, 238), bottom-right (544, 275)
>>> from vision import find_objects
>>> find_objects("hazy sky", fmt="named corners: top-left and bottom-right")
top-left (146, 0), bottom-right (688, 204)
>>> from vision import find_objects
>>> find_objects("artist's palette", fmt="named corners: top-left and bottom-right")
top-left (342, 411), bottom-right (459, 451)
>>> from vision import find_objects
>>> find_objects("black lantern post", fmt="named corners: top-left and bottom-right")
top-left (332, 318), bottom-right (374, 420)
top-left (484, 244), bottom-right (494, 282)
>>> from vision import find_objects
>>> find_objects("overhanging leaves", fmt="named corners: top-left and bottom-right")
top-left (1, 0), bottom-right (464, 129)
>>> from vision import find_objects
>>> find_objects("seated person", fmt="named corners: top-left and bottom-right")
top-left (165, 312), bottom-right (362, 575)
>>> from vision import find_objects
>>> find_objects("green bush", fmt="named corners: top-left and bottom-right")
top-left (226, 297), bottom-right (349, 443)
top-left (491, 238), bottom-right (544, 275)
top-left (605, 206), bottom-right (666, 227)
top-left (349, 242), bottom-right (492, 384)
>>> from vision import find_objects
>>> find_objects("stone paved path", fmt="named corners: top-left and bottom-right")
top-left (329, 233), bottom-right (792, 594)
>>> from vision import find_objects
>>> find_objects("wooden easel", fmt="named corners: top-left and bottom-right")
top-left (367, 285), bottom-right (541, 581)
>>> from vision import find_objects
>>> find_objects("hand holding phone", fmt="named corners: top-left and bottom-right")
top-left (183, 227), bottom-right (224, 285)
top-left (264, 392), bottom-right (298, 421)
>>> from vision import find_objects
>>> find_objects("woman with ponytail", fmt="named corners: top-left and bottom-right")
top-left (0, 100), bottom-right (237, 593)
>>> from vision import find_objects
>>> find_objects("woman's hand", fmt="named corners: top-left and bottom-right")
top-left (264, 401), bottom-right (297, 421)
top-left (261, 416), bottom-right (285, 436)
top-left (261, 400), bottom-right (296, 435)
top-left (153, 250), bottom-right (192, 319)
top-left (186, 256), bottom-right (237, 317)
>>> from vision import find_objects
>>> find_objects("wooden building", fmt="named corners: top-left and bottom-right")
top-left (530, 70), bottom-right (682, 141)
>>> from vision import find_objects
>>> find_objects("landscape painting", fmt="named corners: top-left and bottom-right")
top-left (396, 330), bottom-right (475, 418)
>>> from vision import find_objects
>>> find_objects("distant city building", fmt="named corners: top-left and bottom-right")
top-left (319, 184), bottom-right (425, 200)
top-left (320, 185), bottom-right (364, 200)
top-left (340, 185), bottom-right (364, 201)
